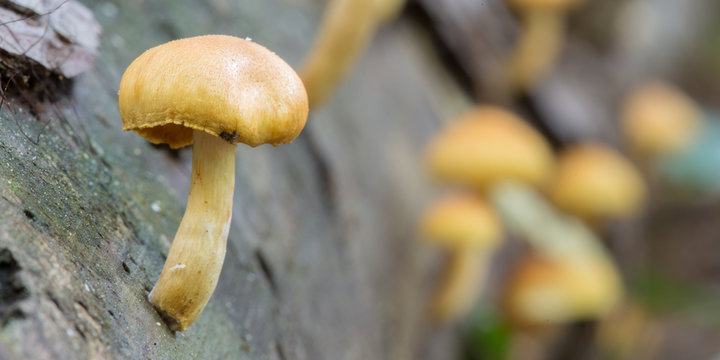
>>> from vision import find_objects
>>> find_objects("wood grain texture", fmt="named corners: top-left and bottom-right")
top-left (0, 0), bottom-right (471, 358)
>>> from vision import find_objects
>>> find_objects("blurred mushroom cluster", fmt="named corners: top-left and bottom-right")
top-left (421, 107), bottom-right (632, 358)
top-left (299, 0), bottom-right (720, 359)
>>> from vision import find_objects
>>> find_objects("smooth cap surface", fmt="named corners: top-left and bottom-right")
top-left (421, 193), bottom-right (503, 249)
top-left (622, 82), bottom-right (700, 158)
top-left (549, 143), bottom-right (645, 220)
top-left (119, 35), bottom-right (308, 148)
top-left (426, 106), bottom-right (554, 190)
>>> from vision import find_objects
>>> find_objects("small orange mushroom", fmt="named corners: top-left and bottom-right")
top-left (119, 35), bottom-right (308, 331)
top-left (503, 253), bottom-right (622, 328)
top-left (549, 143), bottom-right (646, 223)
top-left (421, 192), bottom-right (504, 322)
top-left (425, 106), bottom-right (555, 191)
top-left (621, 82), bottom-right (701, 159)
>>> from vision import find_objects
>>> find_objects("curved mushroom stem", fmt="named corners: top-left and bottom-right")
top-left (507, 9), bottom-right (565, 93)
top-left (431, 249), bottom-right (489, 323)
top-left (300, 0), bottom-right (377, 108)
top-left (149, 130), bottom-right (236, 331)
top-left (374, 0), bottom-right (407, 24)
top-left (489, 183), bottom-right (613, 263)
top-left (300, 0), bottom-right (405, 108)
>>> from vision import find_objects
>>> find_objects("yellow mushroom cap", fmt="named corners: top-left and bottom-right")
top-left (421, 193), bottom-right (503, 249)
top-left (426, 106), bottom-right (554, 190)
top-left (506, 0), bottom-right (582, 12)
top-left (549, 143), bottom-right (645, 220)
top-left (119, 35), bottom-right (309, 149)
top-left (504, 255), bottom-right (622, 327)
top-left (622, 82), bottom-right (700, 158)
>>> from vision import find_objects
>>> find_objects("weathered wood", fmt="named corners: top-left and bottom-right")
top-left (0, 0), bottom-right (474, 359)
top-left (0, 0), bottom-right (100, 77)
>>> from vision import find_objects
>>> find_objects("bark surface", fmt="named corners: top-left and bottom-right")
top-left (0, 0), bottom-right (467, 359)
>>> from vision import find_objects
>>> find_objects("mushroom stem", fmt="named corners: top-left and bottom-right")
top-left (149, 130), bottom-right (236, 331)
top-left (489, 183), bottom-right (611, 263)
top-left (374, 0), bottom-right (407, 24)
top-left (507, 10), bottom-right (565, 93)
top-left (300, 0), bottom-right (377, 108)
top-left (431, 249), bottom-right (489, 323)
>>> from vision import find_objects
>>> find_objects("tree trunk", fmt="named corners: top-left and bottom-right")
top-left (0, 0), bottom-right (472, 359)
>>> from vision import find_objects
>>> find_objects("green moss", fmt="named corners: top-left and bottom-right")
top-left (461, 304), bottom-right (512, 360)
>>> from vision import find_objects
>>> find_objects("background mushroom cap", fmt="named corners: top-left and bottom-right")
top-left (119, 35), bottom-right (309, 149)
top-left (504, 254), bottom-right (622, 327)
top-left (421, 193), bottom-right (503, 249)
top-left (622, 82), bottom-right (700, 158)
top-left (425, 106), bottom-right (555, 190)
top-left (549, 143), bottom-right (646, 220)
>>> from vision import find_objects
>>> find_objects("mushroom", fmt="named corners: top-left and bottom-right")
top-left (118, 35), bottom-right (309, 331)
top-left (505, 0), bottom-right (583, 93)
top-left (424, 106), bottom-right (554, 254)
top-left (421, 192), bottom-right (504, 322)
top-left (622, 82), bottom-right (720, 194)
top-left (492, 184), bottom-right (623, 355)
top-left (548, 143), bottom-right (646, 225)
top-left (426, 107), bottom-right (621, 260)
top-left (503, 253), bottom-right (622, 328)
top-left (299, 0), bottom-right (406, 108)
top-left (622, 81), bottom-right (701, 159)
top-left (425, 106), bottom-right (555, 192)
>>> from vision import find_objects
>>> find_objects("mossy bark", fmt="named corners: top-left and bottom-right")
top-left (0, 0), bottom-right (471, 359)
